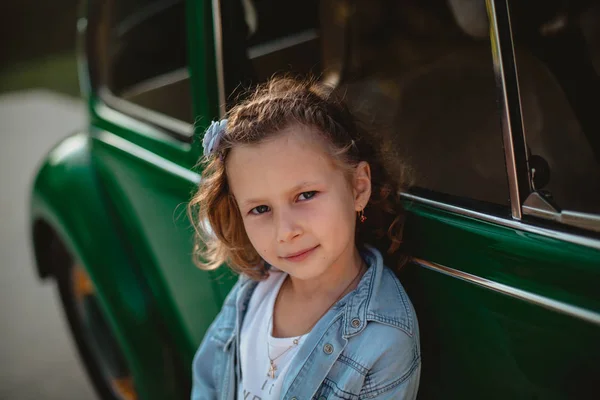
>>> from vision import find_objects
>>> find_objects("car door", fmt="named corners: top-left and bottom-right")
top-left (400, 1), bottom-right (600, 398)
top-left (83, 0), bottom-right (224, 394)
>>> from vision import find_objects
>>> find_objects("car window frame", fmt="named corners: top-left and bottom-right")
top-left (83, 0), bottom-right (195, 142)
top-left (490, 0), bottom-right (600, 248)
top-left (497, 0), bottom-right (600, 235)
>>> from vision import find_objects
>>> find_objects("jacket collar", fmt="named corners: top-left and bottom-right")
top-left (344, 245), bottom-right (415, 337)
top-left (341, 245), bottom-right (383, 338)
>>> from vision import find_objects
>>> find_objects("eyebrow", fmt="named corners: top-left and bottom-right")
top-left (239, 180), bottom-right (321, 208)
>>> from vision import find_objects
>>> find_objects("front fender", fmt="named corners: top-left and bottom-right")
top-left (29, 131), bottom-right (180, 399)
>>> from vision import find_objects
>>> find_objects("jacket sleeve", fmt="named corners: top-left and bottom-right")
top-left (191, 278), bottom-right (242, 400)
top-left (359, 330), bottom-right (421, 400)
top-left (191, 318), bottom-right (221, 399)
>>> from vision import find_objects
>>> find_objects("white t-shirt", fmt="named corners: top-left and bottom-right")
top-left (238, 270), bottom-right (306, 400)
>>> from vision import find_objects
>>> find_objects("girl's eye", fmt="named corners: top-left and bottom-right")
top-left (250, 205), bottom-right (270, 215)
top-left (297, 191), bottom-right (317, 201)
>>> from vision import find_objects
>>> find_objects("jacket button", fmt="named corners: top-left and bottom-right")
top-left (323, 343), bottom-right (334, 354)
top-left (291, 398), bottom-right (298, 400)
top-left (319, 397), bottom-right (327, 400)
top-left (351, 318), bottom-right (361, 328)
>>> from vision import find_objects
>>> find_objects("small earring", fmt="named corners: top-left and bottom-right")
top-left (358, 209), bottom-right (367, 223)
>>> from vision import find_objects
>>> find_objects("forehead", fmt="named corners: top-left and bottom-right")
top-left (226, 126), bottom-right (341, 200)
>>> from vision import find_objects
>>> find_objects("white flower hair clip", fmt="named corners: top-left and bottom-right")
top-left (202, 119), bottom-right (228, 158)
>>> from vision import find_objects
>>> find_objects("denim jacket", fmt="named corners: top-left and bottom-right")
top-left (191, 246), bottom-right (421, 399)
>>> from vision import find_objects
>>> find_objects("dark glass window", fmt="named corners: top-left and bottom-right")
top-left (106, 0), bottom-right (192, 124)
top-left (221, 0), bottom-right (509, 209)
top-left (508, 0), bottom-right (600, 216)
top-left (220, 0), bottom-right (321, 103)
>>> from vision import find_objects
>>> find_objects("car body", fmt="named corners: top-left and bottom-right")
top-left (29, 0), bottom-right (600, 399)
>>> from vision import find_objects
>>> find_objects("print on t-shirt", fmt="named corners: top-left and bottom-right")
top-left (241, 378), bottom-right (277, 399)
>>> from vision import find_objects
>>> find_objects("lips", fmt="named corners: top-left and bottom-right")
top-left (281, 245), bottom-right (319, 262)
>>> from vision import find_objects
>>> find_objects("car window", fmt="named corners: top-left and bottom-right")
top-left (219, 0), bottom-right (510, 211)
top-left (219, 0), bottom-right (320, 104)
top-left (106, 0), bottom-right (193, 124)
top-left (508, 1), bottom-right (600, 217)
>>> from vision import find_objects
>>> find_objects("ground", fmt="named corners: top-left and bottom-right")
top-left (0, 89), bottom-right (97, 399)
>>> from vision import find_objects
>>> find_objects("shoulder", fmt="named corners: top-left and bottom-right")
top-left (347, 315), bottom-right (420, 370)
top-left (223, 273), bottom-right (247, 305)
top-left (199, 273), bottom-right (252, 346)
top-left (359, 321), bottom-right (420, 363)
top-left (221, 272), bottom-right (259, 309)
top-left (356, 246), bottom-right (417, 337)
top-left (367, 265), bottom-right (418, 337)
top-left (218, 271), bottom-right (283, 329)
top-left (342, 319), bottom-right (421, 398)
top-left (343, 262), bottom-right (421, 381)
top-left (353, 300), bottom-right (421, 398)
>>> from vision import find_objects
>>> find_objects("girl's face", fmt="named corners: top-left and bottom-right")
top-left (227, 125), bottom-right (371, 280)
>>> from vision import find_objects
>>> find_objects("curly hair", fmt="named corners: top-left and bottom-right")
top-left (188, 76), bottom-right (410, 280)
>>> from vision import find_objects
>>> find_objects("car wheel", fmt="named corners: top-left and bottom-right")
top-left (56, 261), bottom-right (138, 400)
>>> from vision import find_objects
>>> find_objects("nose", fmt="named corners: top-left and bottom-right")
top-left (275, 209), bottom-right (302, 243)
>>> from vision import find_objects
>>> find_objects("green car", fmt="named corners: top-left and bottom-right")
top-left (29, 0), bottom-right (600, 399)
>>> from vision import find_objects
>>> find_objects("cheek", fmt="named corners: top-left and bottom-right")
top-left (243, 220), bottom-right (272, 256)
top-left (310, 193), bottom-right (356, 239)
top-left (331, 207), bottom-right (356, 241)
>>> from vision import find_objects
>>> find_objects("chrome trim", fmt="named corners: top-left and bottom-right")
top-left (212, 0), bottom-right (226, 118)
top-left (120, 67), bottom-right (190, 99)
top-left (99, 87), bottom-right (193, 138)
top-left (401, 192), bottom-right (600, 251)
top-left (523, 193), bottom-right (600, 233)
top-left (413, 258), bottom-right (600, 327)
top-left (247, 29), bottom-right (319, 59)
top-left (560, 211), bottom-right (600, 233)
top-left (522, 203), bottom-right (560, 222)
top-left (487, 0), bottom-right (527, 220)
top-left (95, 130), bottom-right (200, 184)
top-left (76, 14), bottom-right (91, 100)
top-left (522, 191), bottom-right (558, 219)
top-left (402, 192), bottom-right (510, 226)
top-left (115, 0), bottom-right (181, 37)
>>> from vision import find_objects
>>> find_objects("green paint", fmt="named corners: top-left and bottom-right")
top-left (401, 202), bottom-right (600, 399)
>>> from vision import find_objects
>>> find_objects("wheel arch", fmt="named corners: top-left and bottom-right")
top-left (28, 131), bottom-right (184, 399)
top-left (31, 218), bottom-right (71, 279)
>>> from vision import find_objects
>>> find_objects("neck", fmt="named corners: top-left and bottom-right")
top-left (286, 244), bottom-right (364, 302)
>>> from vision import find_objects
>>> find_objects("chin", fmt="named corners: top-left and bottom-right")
top-left (280, 258), bottom-right (331, 281)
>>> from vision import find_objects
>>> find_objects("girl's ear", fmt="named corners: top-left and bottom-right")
top-left (353, 161), bottom-right (372, 211)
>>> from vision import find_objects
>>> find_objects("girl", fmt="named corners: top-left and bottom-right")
top-left (188, 77), bottom-right (420, 400)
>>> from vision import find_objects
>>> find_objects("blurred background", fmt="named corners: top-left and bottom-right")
top-left (0, 1), bottom-right (80, 95)
top-left (0, 1), bottom-right (96, 398)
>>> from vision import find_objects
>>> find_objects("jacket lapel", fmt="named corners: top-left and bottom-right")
top-left (280, 309), bottom-right (349, 400)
